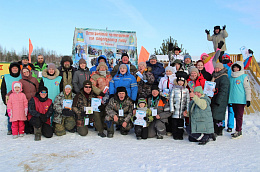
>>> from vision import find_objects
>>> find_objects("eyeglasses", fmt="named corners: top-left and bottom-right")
top-left (84, 86), bottom-right (91, 88)
top-left (40, 91), bottom-right (47, 94)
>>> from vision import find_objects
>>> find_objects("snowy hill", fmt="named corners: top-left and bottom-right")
top-left (0, 98), bottom-right (260, 171)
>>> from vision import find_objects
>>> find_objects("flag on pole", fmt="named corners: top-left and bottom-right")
top-left (29, 38), bottom-right (33, 63)
top-left (138, 46), bottom-right (149, 63)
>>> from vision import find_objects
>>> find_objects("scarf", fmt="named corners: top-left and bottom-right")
top-left (211, 68), bottom-right (228, 82)
top-left (99, 71), bottom-right (106, 77)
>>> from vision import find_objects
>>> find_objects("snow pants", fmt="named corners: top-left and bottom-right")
top-left (29, 116), bottom-right (53, 138)
top-left (171, 118), bottom-right (184, 139)
top-left (186, 125), bottom-right (210, 142)
top-left (148, 119), bottom-right (167, 138)
top-left (134, 125), bottom-right (148, 139)
top-left (11, 120), bottom-right (25, 135)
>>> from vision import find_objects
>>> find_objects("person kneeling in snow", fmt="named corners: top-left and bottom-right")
top-left (105, 87), bottom-right (134, 138)
top-left (185, 86), bottom-right (215, 145)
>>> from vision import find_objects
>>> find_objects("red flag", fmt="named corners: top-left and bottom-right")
top-left (29, 38), bottom-right (33, 63)
top-left (138, 46), bottom-right (149, 63)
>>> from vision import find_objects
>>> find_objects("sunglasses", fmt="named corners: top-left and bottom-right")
top-left (40, 91), bottom-right (47, 94)
top-left (84, 86), bottom-right (91, 88)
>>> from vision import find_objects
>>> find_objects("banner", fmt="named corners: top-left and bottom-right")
top-left (72, 28), bottom-right (138, 68)
top-left (0, 63), bottom-right (11, 88)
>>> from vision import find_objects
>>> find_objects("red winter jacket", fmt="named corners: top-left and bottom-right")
top-left (187, 74), bottom-right (206, 90)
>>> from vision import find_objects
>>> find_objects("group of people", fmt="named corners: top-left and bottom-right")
top-left (1, 25), bottom-right (254, 145)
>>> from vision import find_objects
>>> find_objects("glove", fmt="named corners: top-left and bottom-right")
top-left (222, 25), bottom-right (226, 30)
top-left (99, 92), bottom-right (105, 97)
top-left (98, 104), bottom-right (106, 111)
top-left (217, 41), bottom-right (224, 49)
top-left (248, 49), bottom-right (253, 55)
top-left (133, 116), bottom-right (137, 121)
top-left (40, 114), bottom-right (48, 123)
top-left (168, 43), bottom-right (174, 51)
top-left (62, 109), bottom-right (74, 116)
top-left (109, 94), bottom-right (114, 99)
top-left (205, 29), bottom-right (210, 34)
top-left (228, 104), bottom-right (232, 107)
top-left (246, 101), bottom-right (250, 107)
top-left (143, 117), bottom-right (147, 121)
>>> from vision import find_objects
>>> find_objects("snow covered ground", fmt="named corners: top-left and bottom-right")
top-left (0, 101), bottom-right (260, 172)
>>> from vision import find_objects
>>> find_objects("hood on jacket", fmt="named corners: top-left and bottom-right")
top-left (95, 55), bottom-right (110, 67)
top-left (116, 63), bottom-right (131, 76)
top-left (231, 61), bottom-right (245, 78)
top-left (21, 66), bottom-right (33, 79)
top-left (173, 79), bottom-right (187, 87)
top-left (60, 56), bottom-right (73, 67)
top-left (137, 98), bottom-right (147, 108)
top-left (42, 68), bottom-right (60, 79)
top-left (12, 81), bottom-right (23, 93)
top-left (35, 86), bottom-right (49, 102)
top-left (9, 62), bottom-right (21, 77)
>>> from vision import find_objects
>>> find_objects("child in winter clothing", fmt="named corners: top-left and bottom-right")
top-left (7, 81), bottom-right (28, 139)
top-left (169, 71), bottom-right (190, 140)
top-left (228, 61), bottom-right (251, 138)
top-left (133, 98), bottom-right (153, 140)
top-left (159, 66), bottom-right (176, 98)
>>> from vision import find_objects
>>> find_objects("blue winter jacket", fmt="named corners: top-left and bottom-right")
top-left (146, 61), bottom-right (165, 83)
top-left (90, 55), bottom-right (112, 74)
top-left (109, 65), bottom-right (138, 101)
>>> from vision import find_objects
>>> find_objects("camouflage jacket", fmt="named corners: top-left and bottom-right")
top-left (137, 67), bottom-right (155, 98)
top-left (105, 96), bottom-right (133, 123)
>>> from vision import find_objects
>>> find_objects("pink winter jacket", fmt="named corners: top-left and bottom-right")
top-left (7, 81), bottom-right (28, 122)
top-left (200, 53), bottom-right (214, 74)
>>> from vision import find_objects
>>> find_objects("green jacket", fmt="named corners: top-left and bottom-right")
top-left (189, 95), bottom-right (214, 134)
top-left (32, 62), bottom-right (48, 83)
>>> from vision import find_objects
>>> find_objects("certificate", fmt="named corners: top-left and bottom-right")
top-left (63, 99), bottom-right (73, 109)
top-left (84, 107), bottom-right (93, 114)
top-left (91, 98), bottom-right (101, 112)
top-left (134, 110), bottom-right (147, 127)
top-left (203, 81), bottom-right (216, 97)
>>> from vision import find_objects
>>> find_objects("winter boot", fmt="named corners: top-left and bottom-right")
top-left (34, 127), bottom-right (42, 141)
top-left (7, 130), bottom-right (12, 135)
top-left (210, 133), bottom-right (217, 141)
top-left (227, 128), bottom-right (232, 132)
top-left (13, 135), bottom-right (18, 139)
top-left (98, 132), bottom-right (106, 138)
top-left (231, 131), bottom-right (242, 139)
top-left (157, 134), bottom-right (163, 139)
top-left (107, 133), bottom-right (113, 138)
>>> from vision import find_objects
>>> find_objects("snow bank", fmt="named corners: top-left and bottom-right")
top-left (0, 100), bottom-right (259, 171)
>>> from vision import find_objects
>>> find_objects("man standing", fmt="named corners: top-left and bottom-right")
top-left (18, 55), bottom-right (35, 71)
top-left (33, 54), bottom-right (48, 83)
top-left (1, 62), bottom-right (22, 135)
top-left (205, 25), bottom-right (228, 62)
top-left (58, 56), bottom-right (77, 92)
top-left (146, 55), bottom-right (165, 84)
top-left (111, 53), bottom-right (137, 77)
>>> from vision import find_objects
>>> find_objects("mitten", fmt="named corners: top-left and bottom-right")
top-left (81, 111), bottom-right (87, 118)
top-left (205, 29), bottom-right (210, 34)
top-left (222, 25), bottom-right (226, 30)
top-left (99, 92), bottom-right (105, 97)
top-left (168, 43), bottom-right (174, 51)
top-left (98, 104), bottom-right (106, 111)
top-left (133, 116), bottom-right (137, 121)
top-left (248, 49), bottom-right (253, 55)
top-left (62, 109), bottom-right (74, 116)
top-left (217, 41), bottom-right (224, 49)
top-left (246, 101), bottom-right (250, 107)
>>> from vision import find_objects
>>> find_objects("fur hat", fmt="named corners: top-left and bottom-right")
top-left (214, 26), bottom-right (221, 30)
top-left (165, 66), bottom-right (175, 74)
top-left (116, 86), bottom-right (127, 94)
top-left (121, 53), bottom-right (129, 59)
top-left (79, 58), bottom-right (86, 65)
top-left (61, 56), bottom-right (73, 66)
top-left (83, 80), bottom-right (92, 87)
top-left (48, 63), bottom-right (56, 70)
top-left (184, 54), bottom-right (192, 60)
top-left (190, 67), bottom-right (200, 76)
top-left (151, 84), bottom-right (159, 91)
top-left (215, 63), bottom-right (224, 69)
top-left (97, 62), bottom-right (108, 71)
top-left (176, 71), bottom-right (188, 82)
top-left (149, 54), bottom-right (157, 60)
top-left (194, 86), bottom-right (203, 94)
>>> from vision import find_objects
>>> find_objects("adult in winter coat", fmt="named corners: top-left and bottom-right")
top-left (111, 53), bottom-right (137, 77)
top-left (187, 67), bottom-right (207, 90)
top-left (109, 64), bottom-right (138, 101)
top-left (183, 54), bottom-right (194, 74)
top-left (171, 59), bottom-right (184, 72)
top-left (53, 85), bottom-right (76, 136)
top-left (146, 54), bottom-right (165, 84)
top-left (7, 81), bottom-right (28, 139)
top-left (205, 25), bottom-right (228, 62)
top-left (136, 62), bottom-right (155, 99)
top-left (32, 54), bottom-right (48, 83)
top-left (147, 85), bottom-right (171, 139)
top-left (57, 56), bottom-right (77, 92)
top-left (210, 63), bottom-right (229, 136)
top-left (28, 86), bottom-right (54, 141)
top-left (18, 55), bottom-right (35, 71)
top-left (169, 71), bottom-right (190, 140)
top-left (40, 63), bottom-right (62, 102)
top-left (72, 58), bottom-right (91, 93)
top-left (196, 60), bottom-right (212, 81)
top-left (1, 62), bottom-right (22, 135)
top-left (105, 87), bottom-right (134, 138)
top-left (228, 61), bottom-right (251, 138)
top-left (90, 55), bottom-right (112, 74)
top-left (186, 86), bottom-right (215, 145)
top-left (72, 80), bottom-right (106, 137)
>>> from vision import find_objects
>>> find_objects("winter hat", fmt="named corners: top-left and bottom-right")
top-left (138, 98), bottom-right (147, 106)
top-left (190, 67), bottom-right (200, 76)
top-left (13, 82), bottom-right (21, 88)
top-left (48, 63), bottom-right (56, 70)
top-left (200, 53), bottom-right (209, 59)
top-left (138, 62), bottom-right (147, 68)
top-left (21, 55), bottom-right (29, 60)
top-left (116, 86), bottom-right (127, 94)
top-left (215, 63), bottom-right (224, 69)
top-left (61, 56), bottom-right (73, 66)
top-left (151, 84), bottom-right (159, 91)
top-left (119, 64), bottom-right (128, 70)
top-left (97, 62), bottom-right (108, 71)
top-left (165, 66), bottom-right (175, 74)
top-left (65, 85), bottom-right (72, 90)
top-left (184, 54), bottom-right (192, 60)
top-left (83, 80), bottom-right (92, 87)
top-left (98, 55), bottom-right (106, 62)
top-left (194, 86), bottom-right (203, 94)
top-left (38, 86), bottom-right (48, 93)
top-left (121, 53), bottom-right (129, 59)
top-left (79, 58), bottom-right (86, 65)
top-left (176, 71), bottom-right (188, 82)
top-left (149, 54), bottom-right (157, 60)
top-left (9, 62), bottom-right (21, 76)
top-left (222, 53), bottom-right (230, 59)
top-left (214, 26), bottom-right (221, 30)
top-left (174, 46), bottom-right (181, 52)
